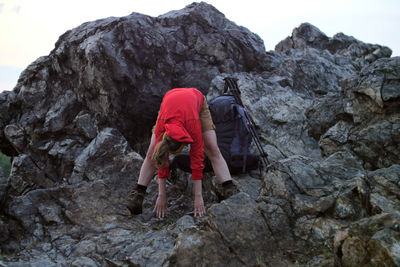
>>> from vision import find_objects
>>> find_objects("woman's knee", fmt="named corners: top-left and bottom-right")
top-left (203, 130), bottom-right (221, 159)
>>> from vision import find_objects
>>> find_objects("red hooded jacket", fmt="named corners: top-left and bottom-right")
top-left (154, 88), bottom-right (205, 180)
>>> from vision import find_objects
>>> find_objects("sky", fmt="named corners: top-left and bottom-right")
top-left (0, 0), bottom-right (399, 92)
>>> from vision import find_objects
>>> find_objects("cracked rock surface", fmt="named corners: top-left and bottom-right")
top-left (0, 2), bottom-right (399, 266)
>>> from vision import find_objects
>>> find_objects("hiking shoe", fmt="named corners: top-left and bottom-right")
top-left (219, 182), bottom-right (239, 200)
top-left (127, 189), bottom-right (145, 215)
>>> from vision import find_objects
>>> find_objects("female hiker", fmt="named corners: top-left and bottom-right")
top-left (127, 88), bottom-right (237, 218)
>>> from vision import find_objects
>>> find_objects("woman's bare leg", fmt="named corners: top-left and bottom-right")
top-left (203, 130), bottom-right (232, 184)
top-left (137, 133), bottom-right (157, 186)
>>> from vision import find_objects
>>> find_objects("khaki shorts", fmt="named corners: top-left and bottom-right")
top-left (153, 96), bottom-right (215, 133)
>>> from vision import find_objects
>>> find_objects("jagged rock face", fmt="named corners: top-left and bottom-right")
top-left (276, 23), bottom-right (392, 68)
top-left (0, 2), bottom-right (399, 267)
top-left (320, 57), bottom-right (400, 170)
top-left (0, 2), bottom-right (267, 185)
top-left (11, 2), bottom-right (265, 142)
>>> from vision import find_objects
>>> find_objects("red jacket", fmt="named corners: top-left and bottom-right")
top-left (154, 88), bottom-right (205, 180)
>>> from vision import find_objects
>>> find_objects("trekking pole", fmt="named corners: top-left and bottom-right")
top-left (224, 78), bottom-right (270, 167)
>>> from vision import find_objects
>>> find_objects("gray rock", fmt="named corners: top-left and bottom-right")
top-left (368, 165), bottom-right (400, 214)
top-left (71, 127), bottom-right (142, 194)
top-left (64, 181), bottom-right (128, 231)
top-left (258, 153), bottom-right (370, 258)
top-left (349, 117), bottom-right (400, 170)
top-left (334, 213), bottom-right (400, 266)
top-left (0, 2), bottom-right (268, 193)
top-left (73, 111), bottom-right (98, 140)
top-left (8, 154), bottom-right (49, 195)
top-left (343, 57), bottom-right (400, 121)
top-left (276, 23), bottom-right (392, 67)
top-left (306, 93), bottom-right (349, 141)
top-left (207, 192), bottom-right (275, 265)
top-left (71, 256), bottom-right (98, 267)
top-left (43, 90), bottom-right (79, 132)
top-left (0, 2), bottom-right (399, 266)
top-left (105, 229), bottom-right (176, 267)
top-left (169, 214), bottom-right (195, 237)
top-left (174, 228), bottom-right (240, 266)
top-left (276, 23), bottom-right (330, 52)
top-left (4, 124), bottom-right (26, 153)
top-left (319, 120), bottom-right (353, 157)
top-left (353, 57), bottom-right (400, 107)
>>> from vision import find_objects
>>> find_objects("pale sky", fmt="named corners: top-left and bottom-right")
top-left (1, 0), bottom-right (399, 92)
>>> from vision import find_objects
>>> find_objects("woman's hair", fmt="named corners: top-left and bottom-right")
top-left (151, 134), bottom-right (182, 169)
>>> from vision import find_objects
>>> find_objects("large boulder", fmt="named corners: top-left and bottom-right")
top-left (0, 2), bottom-right (268, 187)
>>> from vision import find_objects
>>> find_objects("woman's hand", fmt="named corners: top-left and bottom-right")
top-left (154, 193), bottom-right (167, 218)
top-left (193, 180), bottom-right (205, 217)
top-left (154, 178), bottom-right (167, 218)
top-left (194, 194), bottom-right (205, 217)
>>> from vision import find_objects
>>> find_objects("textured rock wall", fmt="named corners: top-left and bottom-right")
top-left (0, 2), bottom-right (399, 266)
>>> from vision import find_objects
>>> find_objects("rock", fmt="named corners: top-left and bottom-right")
top-left (368, 228), bottom-right (400, 266)
top-left (8, 154), bottom-right (49, 195)
top-left (334, 213), bottom-right (400, 266)
top-left (268, 48), bottom-right (355, 97)
top-left (4, 124), bottom-right (26, 153)
top-left (71, 127), bottom-right (142, 193)
top-left (101, 228), bottom-right (176, 267)
top-left (43, 90), bottom-right (80, 133)
top-left (72, 111), bottom-right (98, 140)
top-left (50, 1), bottom-right (266, 144)
top-left (275, 23), bottom-right (330, 52)
top-left (169, 215), bottom-right (195, 237)
top-left (174, 228), bottom-right (240, 266)
top-left (63, 181), bottom-right (128, 231)
top-left (316, 57), bottom-right (400, 170)
top-left (0, 1), bottom-right (268, 191)
top-left (343, 57), bottom-right (400, 122)
top-left (71, 256), bottom-right (98, 267)
top-left (319, 120), bottom-right (353, 156)
top-left (368, 165), bottom-right (400, 214)
top-left (233, 175), bottom-right (261, 200)
top-left (306, 94), bottom-right (350, 141)
top-left (258, 152), bottom-right (371, 259)
top-left (207, 193), bottom-right (275, 265)
top-left (349, 117), bottom-right (400, 170)
top-left (276, 23), bottom-right (392, 67)
top-left (0, 2), bottom-right (399, 266)
top-left (353, 57), bottom-right (400, 108)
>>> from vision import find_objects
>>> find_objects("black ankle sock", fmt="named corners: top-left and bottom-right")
top-left (136, 184), bottom-right (147, 193)
top-left (221, 180), bottom-right (233, 187)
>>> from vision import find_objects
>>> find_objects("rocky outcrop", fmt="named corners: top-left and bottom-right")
top-left (0, 2), bottom-right (399, 266)
top-left (0, 2), bottom-right (267, 187)
top-left (275, 22), bottom-right (392, 68)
